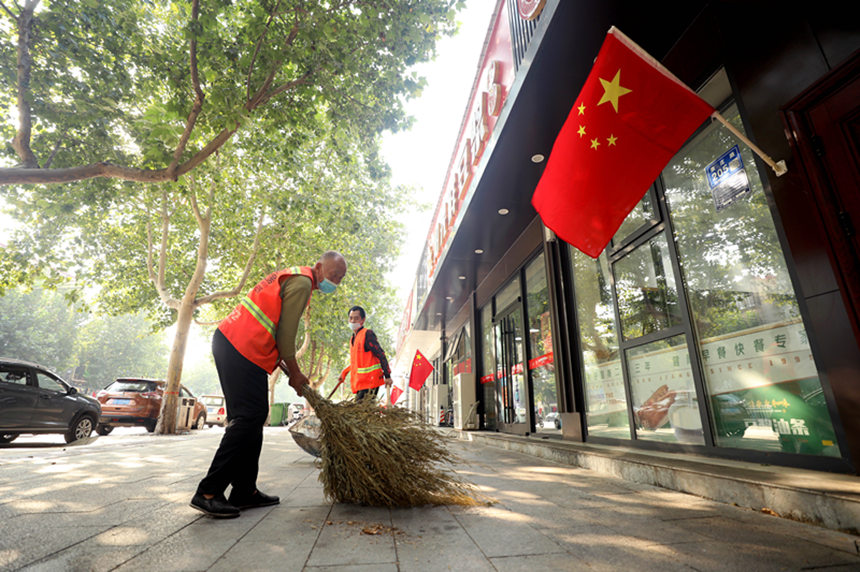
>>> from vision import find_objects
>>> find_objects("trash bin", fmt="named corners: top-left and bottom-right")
top-left (270, 402), bottom-right (287, 426)
top-left (177, 397), bottom-right (196, 431)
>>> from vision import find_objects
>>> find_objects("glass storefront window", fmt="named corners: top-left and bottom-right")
top-left (525, 253), bottom-right (560, 434)
top-left (664, 102), bottom-right (840, 457)
top-left (495, 275), bottom-right (520, 311)
top-left (628, 335), bottom-right (703, 444)
top-left (571, 249), bottom-right (631, 439)
top-left (614, 233), bottom-right (682, 340)
top-left (480, 304), bottom-right (497, 430)
top-left (613, 190), bottom-right (656, 246)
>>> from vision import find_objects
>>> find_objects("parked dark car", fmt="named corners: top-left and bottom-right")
top-left (95, 378), bottom-right (206, 434)
top-left (0, 358), bottom-right (101, 444)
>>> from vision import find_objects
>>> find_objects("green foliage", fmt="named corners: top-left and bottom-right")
top-left (0, 284), bottom-right (82, 373)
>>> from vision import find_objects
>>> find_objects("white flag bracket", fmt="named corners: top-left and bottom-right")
top-left (711, 111), bottom-right (788, 177)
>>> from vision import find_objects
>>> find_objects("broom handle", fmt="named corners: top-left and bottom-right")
top-left (327, 377), bottom-right (345, 400)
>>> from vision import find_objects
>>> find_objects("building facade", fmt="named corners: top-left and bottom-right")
top-left (394, 0), bottom-right (860, 474)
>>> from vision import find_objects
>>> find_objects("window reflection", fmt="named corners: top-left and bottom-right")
top-left (614, 233), bottom-right (682, 340)
top-left (525, 254), bottom-right (560, 434)
top-left (628, 335), bottom-right (703, 444)
top-left (572, 249), bottom-right (630, 439)
top-left (664, 103), bottom-right (840, 457)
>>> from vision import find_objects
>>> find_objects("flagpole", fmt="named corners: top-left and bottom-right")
top-left (711, 111), bottom-right (788, 177)
top-left (609, 26), bottom-right (788, 178)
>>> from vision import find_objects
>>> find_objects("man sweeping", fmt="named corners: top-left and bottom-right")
top-left (338, 305), bottom-right (392, 402)
top-left (191, 251), bottom-right (347, 518)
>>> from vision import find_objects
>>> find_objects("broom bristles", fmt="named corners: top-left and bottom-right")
top-left (303, 385), bottom-right (479, 507)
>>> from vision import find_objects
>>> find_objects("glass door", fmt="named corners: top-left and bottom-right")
top-left (495, 304), bottom-right (529, 434)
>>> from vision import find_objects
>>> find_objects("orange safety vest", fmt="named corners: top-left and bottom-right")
top-left (343, 328), bottom-right (385, 393)
top-left (218, 266), bottom-right (315, 373)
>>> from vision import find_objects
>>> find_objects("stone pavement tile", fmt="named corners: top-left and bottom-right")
top-left (600, 513), bottom-right (713, 545)
top-left (390, 506), bottom-right (494, 572)
top-left (452, 507), bottom-right (569, 558)
top-left (667, 538), bottom-right (860, 571)
top-left (489, 552), bottom-right (592, 571)
top-left (547, 531), bottom-right (697, 571)
top-left (209, 505), bottom-right (331, 571)
top-left (111, 507), bottom-right (270, 571)
top-left (0, 524), bottom-right (107, 571)
top-left (281, 484), bottom-right (328, 508)
top-left (305, 564), bottom-right (398, 572)
top-left (306, 504), bottom-right (396, 568)
top-left (679, 513), bottom-right (860, 559)
top-left (18, 545), bottom-right (140, 572)
top-left (5, 498), bottom-right (170, 529)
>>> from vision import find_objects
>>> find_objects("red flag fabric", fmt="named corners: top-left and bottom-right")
top-left (390, 385), bottom-right (404, 405)
top-left (532, 27), bottom-right (715, 257)
top-left (408, 350), bottom-right (434, 390)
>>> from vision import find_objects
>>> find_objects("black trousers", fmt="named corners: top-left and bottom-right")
top-left (355, 386), bottom-right (379, 402)
top-left (197, 329), bottom-right (269, 497)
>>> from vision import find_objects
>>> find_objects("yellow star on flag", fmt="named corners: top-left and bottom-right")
top-left (607, 134), bottom-right (617, 146)
top-left (590, 138), bottom-right (600, 149)
top-left (598, 69), bottom-right (631, 112)
top-left (577, 125), bottom-right (586, 138)
top-left (577, 102), bottom-right (586, 115)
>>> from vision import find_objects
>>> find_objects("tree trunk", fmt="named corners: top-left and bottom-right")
top-left (157, 296), bottom-right (195, 434)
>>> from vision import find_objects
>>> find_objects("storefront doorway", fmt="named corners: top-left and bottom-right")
top-left (495, 304), bottom-right (530, 434)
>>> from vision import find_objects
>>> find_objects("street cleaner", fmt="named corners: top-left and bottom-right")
top-left (191, 250), bottom-right (347, 518)
top-left (337, 305), bottom-right (392, 402)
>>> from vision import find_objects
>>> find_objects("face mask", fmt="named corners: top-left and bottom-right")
top-left (318, 278), bottom-right (337, 294)
top-left (349, 322), bottom-right (362, 332)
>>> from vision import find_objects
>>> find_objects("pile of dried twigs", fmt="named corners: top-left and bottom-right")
top-left (302, 386), bottom-right (479, 507)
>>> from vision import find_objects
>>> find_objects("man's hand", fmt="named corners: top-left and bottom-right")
top-left (279, 357), bottom-right (308, 397)
top-left (384, 377), bottom-right (393, 388)
top-left (288, 374), bottom-right (309, 397)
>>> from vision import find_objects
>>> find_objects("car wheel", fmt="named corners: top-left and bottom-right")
top-left (193, 414), bottom-right (206, 430)
top-left (65, 415), bottom-right (95, 443)
top-left (555, 419), bottom-right (561, 430)
top-left (145, 419), bottom-right (157, 433)
top-left (96, 424), bottom-right (114, 436)
top-left (0, 433), bottom-right (19, 444)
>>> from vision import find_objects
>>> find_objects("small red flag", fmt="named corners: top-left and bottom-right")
top-left (408, 350), bottom-right (434, 390)
top-left (532, 27), bottom-right (715, 257)
top-left (390, 385), bottom-right (403, 405)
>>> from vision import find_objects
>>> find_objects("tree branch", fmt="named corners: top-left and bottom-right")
top-left (145, 198), bottom-right (180, 310)
top-left (246, 0), bottom-right (284, 101)
top-left (168, 0), bottom-right (205, 180)
top-left (194, 209), bottom-right (265, 306)
top-left (11, 0), bottom-right (40, 168)
top-left (0, 1), bottom-right (17, 20)
top-left (43, 137), bottom-right (62, 169)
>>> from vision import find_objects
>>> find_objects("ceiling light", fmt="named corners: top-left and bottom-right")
top-left (531, 153), bottom-right (545, 163)
top-left (474, 249), bottom-right (484, 254)
top-left (458, 275), bottom-right (466, 280)
top-left (497, 208), bottom-right (510, 215)
top-left (446, 296), bottom-right (453, 301)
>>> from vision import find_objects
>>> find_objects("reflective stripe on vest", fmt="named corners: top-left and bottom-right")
top-left (357, 363), bottom-right (382, 374)
top-left (240, 297), bottom-right (276, 339)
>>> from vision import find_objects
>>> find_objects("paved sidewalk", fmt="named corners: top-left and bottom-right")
top-left (1, 427), bottom-right (858, 571)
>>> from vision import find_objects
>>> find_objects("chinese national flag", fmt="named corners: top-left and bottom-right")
top-left (408, 350), bottom-right (434, 390)
top-left (531, 27), bottom-right (714, 257)
top-left (390, 385), bottom-right (404, 405)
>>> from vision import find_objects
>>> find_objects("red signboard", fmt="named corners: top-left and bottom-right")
top-left (424, 2), bottom-right (514, 282)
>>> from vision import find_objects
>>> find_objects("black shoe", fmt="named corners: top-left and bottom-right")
top-left (228, 489), bottom-right (280, 509)
top-left (190, 492), bottom-right (240, 518)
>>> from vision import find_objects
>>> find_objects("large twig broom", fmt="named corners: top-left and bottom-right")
top-left (300, 385), bottom-right (479, 507)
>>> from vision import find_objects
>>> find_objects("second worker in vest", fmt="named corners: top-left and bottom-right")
top-left (191, 251), bottom-right (347, 518)
top-left (338, 305), bottom-right (392, 402)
